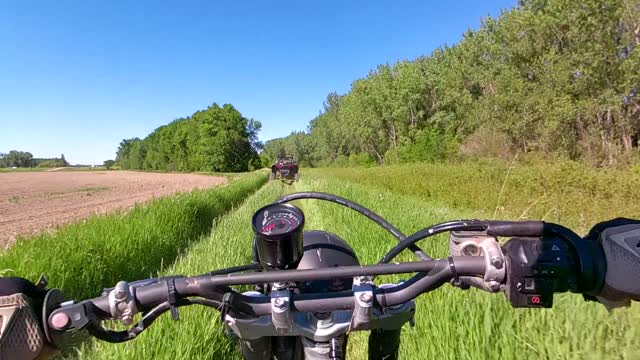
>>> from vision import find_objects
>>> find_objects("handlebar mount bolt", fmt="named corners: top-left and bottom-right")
top-left (114, 289), bottom-right (127, 300)
top-left (274, 297), bottom-right (286, 309)
top-left (121, 315), bottom-right (133, 326)
top-left (359, 293), bottom-right (373, 304)
top-left (50, 312), bottom-right (71, 330)
top-left (490, 256), bottom-right (504, 269)
top-left (117, 302), bottom-right (128, 312)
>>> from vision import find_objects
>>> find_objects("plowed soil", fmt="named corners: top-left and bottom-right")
top-left (0, 171), bottom-right (226, 247)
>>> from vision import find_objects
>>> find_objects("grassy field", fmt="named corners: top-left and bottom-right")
top-left (0, 167), bottom-right (49, 172)
top-left (5, 161), bottom-right (639, 359)
top-left (0, 171), bottom-right (268, 300)
top-left (295, 171), bottom-right (640, 360)
top-left (78, 180), bottom-right (289, 359)
top-left (324, 160), bottom-right (640, 230)
top-left (64, 162), bottom-right (640, 359)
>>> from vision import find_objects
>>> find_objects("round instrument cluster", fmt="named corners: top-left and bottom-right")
top-left (251, 203), bottom-right (305, 269)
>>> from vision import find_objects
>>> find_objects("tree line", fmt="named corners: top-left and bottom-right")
top-left (115, 103), bottom-right (262, 172)
top-left (264, 0), bottom-right (640, 167)
top-left (0, 151), bottom-right (68, 168)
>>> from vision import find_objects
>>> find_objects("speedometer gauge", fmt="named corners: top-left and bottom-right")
top-left (260, 211), bottom-right (300, 235)
top-left (251, 203), bottom-right (305, 270)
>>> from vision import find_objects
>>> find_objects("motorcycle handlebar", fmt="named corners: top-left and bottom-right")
top-left (47, 220), bottom-right (601, 342)
top-left (52, 257), bottom-right (485, 329)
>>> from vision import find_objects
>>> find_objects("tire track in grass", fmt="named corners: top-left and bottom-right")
top-left (294, 172), bottom-right (640, 360)
top-left (79, 180), bottom-right (288, 360)
top-left (293, 172), bottom-right (475, 360)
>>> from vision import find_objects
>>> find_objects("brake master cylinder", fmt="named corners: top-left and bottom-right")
top-left (449, 231), bottom-right (506, 291)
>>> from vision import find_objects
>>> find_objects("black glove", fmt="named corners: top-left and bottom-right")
top-left (0, 276), bottom-right (57, 360)
top-left (584, 218), bottom-right (640, 309)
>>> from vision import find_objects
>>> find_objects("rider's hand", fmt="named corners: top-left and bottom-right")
top-left (0, 277), bottom-right (58, 360)
top-left (584, 218), bottom-right (640, 309)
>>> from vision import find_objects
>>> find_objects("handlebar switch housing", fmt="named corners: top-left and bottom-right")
top-left (503, 236), bottom-right (579, 308)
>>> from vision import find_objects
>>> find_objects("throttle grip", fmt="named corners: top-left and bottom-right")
top-left (598, 223), bottom-right (640, 302)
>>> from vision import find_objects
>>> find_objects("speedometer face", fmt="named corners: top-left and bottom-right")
top-left (251, 202), bottom-right (305, 269)
top-left (252, 203), bottom-right (304, 238)
top-left (261, 210), bottom-right (300, 235)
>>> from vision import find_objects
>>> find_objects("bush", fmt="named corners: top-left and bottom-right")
top-left (348, 153), bottom-right (377, 167)
top-left (459, 126), bottom-right (514, 160)
top-left (385, 129), bottom-right (456, 164)
top-left (37, 159), bottom-right (66, 168)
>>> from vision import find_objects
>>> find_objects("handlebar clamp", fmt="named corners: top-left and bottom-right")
top-left (270, 289), bottom-right (293, 333)
top-left (108, 281), bottom-right (137, 326)
top-left (351, 276), bottom-right (374, 331)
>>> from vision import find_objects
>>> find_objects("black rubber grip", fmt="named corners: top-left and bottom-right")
top-left (486, 221), bottom-right (545, 237)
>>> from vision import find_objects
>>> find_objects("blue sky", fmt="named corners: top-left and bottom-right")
top-left (0, 0), bottom-right (516, 164)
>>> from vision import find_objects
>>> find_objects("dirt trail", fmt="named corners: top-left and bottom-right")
top-left (0, 171), bottom-right (226, 248)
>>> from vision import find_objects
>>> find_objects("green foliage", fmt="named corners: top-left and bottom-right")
top-left (262, 131), bottom-right (313, 166)
top-left (330, 153), bottom-right (377, 168)
top-left (36, 159), bottom-right (66, 168)
top-left (0, 151), bottom-right (69, 168)
top-left (0, 172), bottom-right (268, 300)
top-left (103, 160), bottom-right (115, 170)
top-left (458, 126), bottom-right (514, 160)
top-left (268, 0), bottom-right (640, 167)
top-left (323, 160), bottom-right (640, 228)
top-left (115, 104), bottom-right (261, 172)
top-left (385, 129), bottom-right (456, 164)
top-left (0, 150), bottom-right (34, 167)
top-left (259, 152), bottom-right (272, 168)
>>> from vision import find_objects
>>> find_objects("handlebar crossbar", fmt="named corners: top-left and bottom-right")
top-left (71, 257), bottom-right (486, 322)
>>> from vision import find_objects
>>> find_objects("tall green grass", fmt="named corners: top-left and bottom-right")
top-left (294, 173), bottom-right (640, 360)
top-left (324, 160), bottom-right (640, 230)
top-left (0, 167), bottom-right (49, 172)
top-left (81, 180), bottom-right (287, 359)
top-left (0, 171), bottom-right (268, 300)
top-left (78, 170), bottom-right (639, 360)
top-left (24, 162), bottom-right (640, 359)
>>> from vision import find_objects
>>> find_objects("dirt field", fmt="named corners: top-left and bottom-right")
top-left (0, 171), bottom-right (226, 247)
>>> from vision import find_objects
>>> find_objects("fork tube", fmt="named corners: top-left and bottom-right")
top-left (368, 329), bottom-right (401, 360)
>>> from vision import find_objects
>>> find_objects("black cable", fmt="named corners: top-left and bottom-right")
top-left (379, 220), bottom-right (487, 264)
top-left (86, 298), bottom-right (223, 343)
top-left (275, 192), bottom-right (431, 260)
top-left (204, 263), bottom-right (262, 276)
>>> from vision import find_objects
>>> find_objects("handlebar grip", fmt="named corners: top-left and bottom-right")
top-left (486, 221), bottom-right (545, 237)
top-left (599, 223), bottom-right (640, 299)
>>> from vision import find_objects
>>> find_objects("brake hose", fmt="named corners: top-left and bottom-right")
top-left (379, 220), bottom-right (487, 264)
top-left (276, 192), bottom-right (431, 261)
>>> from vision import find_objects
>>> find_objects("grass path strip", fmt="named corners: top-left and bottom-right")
top-left (83, 180), bottom-right (287, 359)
